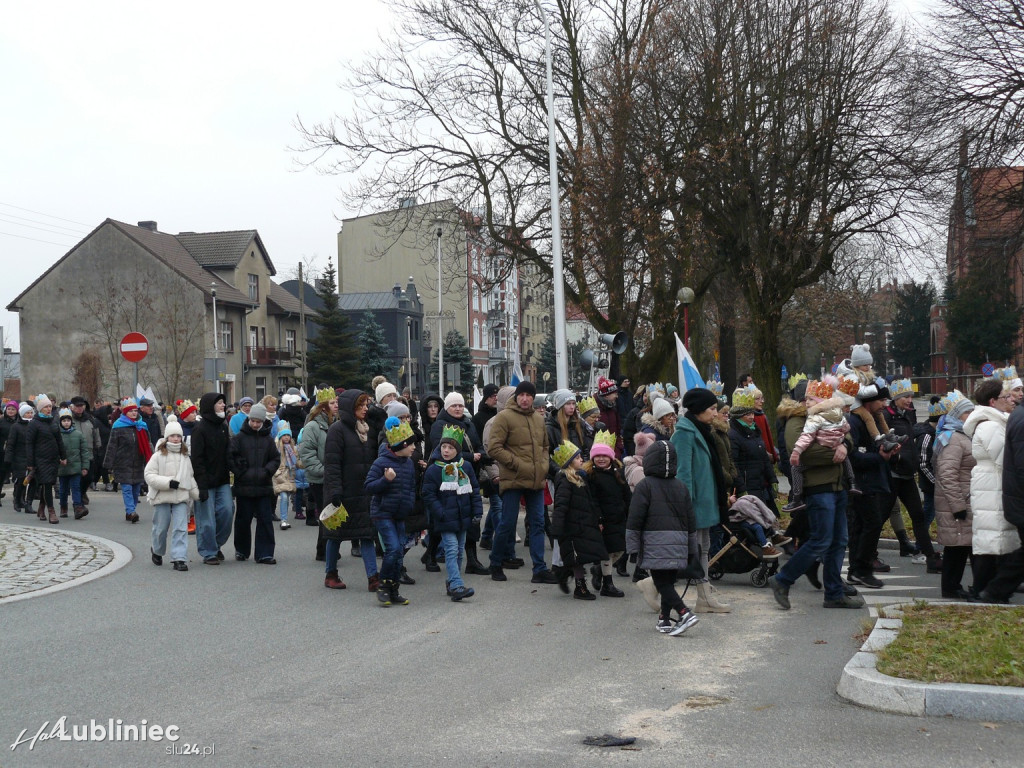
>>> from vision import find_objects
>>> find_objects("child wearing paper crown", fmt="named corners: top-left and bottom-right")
top-left (782, 378), bottom-right (860, 513)
top-left (364, 416), bottom-right (419, 606)
top-left (583, 430), bottom-right (631, 597)
top-left (421, 423), bottom-right (483, 602)
top-left (840, 345), bottom-right (905, 449)
top-left (550, 440), bottom-right (608, 600)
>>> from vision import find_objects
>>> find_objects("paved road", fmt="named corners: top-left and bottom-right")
top-left (2, 489), bottom-right (1022, 767)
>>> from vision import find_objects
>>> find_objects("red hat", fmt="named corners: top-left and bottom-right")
top-left (597, 376), bottom-right (617, 395)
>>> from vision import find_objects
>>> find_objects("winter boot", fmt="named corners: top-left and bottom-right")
top-left (37, 499), bottom-right (46, 521)
top-left (614, 552), bottom-right (629, 578)
top-left (555, 565), bottom-right (571, 594)
top-left (600, 575), bottom-right (625, 597)
top-left (897, 530), bottom-right (920, 557)
top-left (422, 540), bottom-right (441, 572)
top-left (389, 579), bottom-right (410, 606)
top-left (73, 505), bottom-right (86, 520)
top-left (631, 567), bottom-right (650, 583)
top-left (47, 506), bottom-right (59, 524)
top-left (324, 571), bottom-right (346, 589)
top-left (399, 566), bottom-right (416, 585)
top-left (695, 582), bottom-right (731, 613)
top-left (367, 574), bottom-right (381, 593)
top-left (573, 577), bottom-right (597, 601)
top-left (590, 564), bottom-right (602, 592)
top-left (59, 505), bottom-right (68, 518)
top-left (376, 579), bottom-right (392, 606)
top-left (464, 541), bottom-right (490, 575)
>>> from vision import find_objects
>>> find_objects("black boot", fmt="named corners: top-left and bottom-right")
top-left (464, 541), bottom-right (489, 575)
top-left (600, 575), bottom-right (625, 597)
top-left (389, 579), bottom-right (410, 605)
top-left (897, 530), bottom-right (919, 557)
top-left (631, 567), bottom-right (649, 583)
top-left (590, 563), bottom-right (602, 592)
top-left (555, 565), bottom-right (571, 594)
top-left (573, 577), bottom-right (597, 601)
top-left (805, 560), bottom-right (822, 590)
top-left (614, 552), bottom-right (628, 578)
top-left (422, 535), bottom-right (441, 572)
top-left (399, 566), bottom-right (416, 585)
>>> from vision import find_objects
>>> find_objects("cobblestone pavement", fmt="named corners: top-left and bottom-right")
top-left (0, 524), bottom-right (118, 601)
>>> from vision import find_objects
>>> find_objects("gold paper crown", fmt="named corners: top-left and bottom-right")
top-left (889, 378), bottom-right (914, 399)
top-left (440, 423), bottom-right (465, 444)
top-left (594, 429), bottom-right (617, 449)
top-left (385, 418), bottom-right (415, 447)
top-left (578, 396), bottom-right (598, 415)
top-left (708, 381), bottom-right (724, 396)
top-left (788, 373), bottom-right (808, 390)
top-left (732, 388), bottom-right (757, 409)
top-left (553, 440), bottom-right (581, 468)
top-left (805, 380), bottom-right (834, 400)
top-left (315, 387), bottom-right (335, 404)
top-left (939, 389), bottom-right (967, 415)
top-left (176, 398), bottom-right (195, 414)
top-left (837, 376), bottom-right (861, 397)
top-left (992, 366), bottom-right (1018, 384)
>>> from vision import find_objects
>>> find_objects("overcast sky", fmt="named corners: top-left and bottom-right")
top-left (0, 0), bottom-right (931, 353)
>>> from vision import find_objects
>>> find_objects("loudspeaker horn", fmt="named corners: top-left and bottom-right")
top-left (579, 349), bottom-right (597, 369)
top-left (598, 332), bottom-right (628, 355)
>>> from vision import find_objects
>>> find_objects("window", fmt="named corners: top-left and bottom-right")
top-left (277, 377), bottom-right (289, 393)
top-left (249, 326), bottom-right (258, 350)
top-left (219, 321), bottom-right (233, 351)
top-left (285, 329), bottom-right (296, 355)
top-left (473, 320), bottom-right (481, 349)
top-left (255, 376), bottom-right (267, 400)
top-left (248, 273), bottom-right (259, 302)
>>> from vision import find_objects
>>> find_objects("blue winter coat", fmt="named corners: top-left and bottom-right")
top-left (421, 446), bottom-right (484, 533)
top-left (670, 415), bottom-right (720, 530)
top-left (364, 442), bottom-right (417, 522)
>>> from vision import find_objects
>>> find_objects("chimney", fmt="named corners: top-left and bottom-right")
top-left (137, 221), bottom-right (158, 232)
top-left (392, 282), bottom-right (402, 298)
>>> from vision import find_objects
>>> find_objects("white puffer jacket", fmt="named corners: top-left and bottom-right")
top-left (964, 406), bottom-right (1019, 556)
top-left (144, 440), bottom-right (201, 506)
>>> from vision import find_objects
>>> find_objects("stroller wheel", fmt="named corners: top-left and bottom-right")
top-left (750, 565), bottom-right (770, 588)
top-left (708, 566), bottom-right (724, 581)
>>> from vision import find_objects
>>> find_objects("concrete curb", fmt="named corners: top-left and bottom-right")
top-left (0, 525), bottom-right (133, 605)
top-left (837, 601), bottom-right (1024, 722)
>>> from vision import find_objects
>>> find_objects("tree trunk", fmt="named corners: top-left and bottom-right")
top-left (750, 309), bottom-right (783, 424)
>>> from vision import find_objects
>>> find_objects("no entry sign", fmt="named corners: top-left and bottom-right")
top-left (120, 332), bottom-right (149, 363)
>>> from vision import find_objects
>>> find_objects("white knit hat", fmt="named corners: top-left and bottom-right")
top-left (443, 392), bottom-right (465, 410)
top-left (375, 382), bottom-right (398, 403)
top-left (652, 397), bottom-right (676, 420)
top-left (164, 414), bottom-right (183, 438)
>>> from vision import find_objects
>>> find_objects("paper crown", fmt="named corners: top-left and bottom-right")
top-left (578, 396), bottom-right (599, 415)
top-left (385, 416), bottom-right (415, 448)
top-left (732, 388), bottom-right (757, 409)
top-left (440, 423), bottom-right (465, 445)
top-left (837, 376), bottom-right (861, 398)
top-left (889, 379), bottom-right (914, 400)
top-left (121, 398), bottom-right (138, 410)
top-left (58, 407), bottom-right (73, 420)
top-left (939, 390), bottom-right (969, 418)
top-left (788, 373), bottom-right (808, 390)
top-left (315, 387), bottom-right (335, 404)
top-left (647, 382), bottom-right (665, 398)
top-left (553, 440), bottom-right (581, 468)
top-left (319, 502), bottom-right (349, 530)
top-left (805, 380), bottom-right (834, 400)
top-left (928, 397), bottom-right (949, 419)
top-left (991, 365), bottom-right (1018, 382)
top-left (177, 399), bottom-right (197, 419)
top-left (594, 429), bottom-right (617, 449)
top-left (708, 381), bottom-right (724, 396)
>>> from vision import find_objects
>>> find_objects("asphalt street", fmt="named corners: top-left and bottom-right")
top-left (2, 488), bottom-right (1023, 768)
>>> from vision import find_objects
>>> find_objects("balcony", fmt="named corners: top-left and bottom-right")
top-left (488, 348), bottom-right (508, 362)
top-left (245, 346), bottom-right (295, 366)
top-left (486, 308), bottom-right (505, 328)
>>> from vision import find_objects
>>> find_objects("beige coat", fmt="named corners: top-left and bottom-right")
top-left (486, 401), bottom-right (549, 491)
top-left (933, 430), bottom-right (975, 548)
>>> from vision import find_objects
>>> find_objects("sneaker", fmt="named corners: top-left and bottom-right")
top-left (235, 552), bottom-right (248, 561)
top-left (760, 545), bottom-right (781, 559)
top-left (768, 575), bottom-right (790, 610)
top-left (280, 521), bottom-right (291, 530)
top-left (450, 585), bottom-right (475, 602)
top-left (823, 594), bottom-right (866, 609)
top-left (871, 558), bottom-right (891, 573)
top-left (842, 580), bottom-right (859, 597)
top-left (531, 569), bottom-right (558, 584)
top-left (781, 500), bottom-right (806, 514)
top-left (256, 557), bottom-right (277, 565)
top-left (216, 550), bottom-right (225, 561)
top-left (847, 571), bottom-right (884, 589)
top-left (203, 556), bottom-right (220, 565)
top-left (669, 611), bottom-right (699, 636)
top-left (501, 558), bottom-right (524, 569)
top-left (172, 561), bottom-right (188, 572)
top-left (910, 553), bottom-right (927, 564)
top-left (151, 548), bottom-right (162, 566)
top-left (656, 617), bottom-right (674, 633)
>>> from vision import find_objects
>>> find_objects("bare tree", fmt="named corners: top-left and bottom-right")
top-left (147, 281), bottom-right (205, 404)
top-left (70, 349), bottom-right (103, 404)
top-left (80, 272), bottom-right (155, 399)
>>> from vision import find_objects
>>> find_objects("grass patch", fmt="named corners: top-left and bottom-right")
top-left (877, 603), bottom-right (1024, 687)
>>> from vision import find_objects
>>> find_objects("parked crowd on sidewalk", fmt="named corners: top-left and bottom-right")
top-left (3, 346), bottom-right (1023, 635)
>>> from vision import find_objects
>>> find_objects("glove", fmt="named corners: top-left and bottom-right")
top-left (169, 480), bottom-right (180, 489)
top-left (331, 494), bottom-right (342, 508)
top-left (953, 509), bottom-right (968, 521)
top-left (199, 489), bottom-right (209, 503)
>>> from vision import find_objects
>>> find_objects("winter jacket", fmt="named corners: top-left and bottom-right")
top-left (364, 442), bottom-right (417, 521)
top-left (229, 418), bottom-right (280, 498)
top-left (711, 420), bottom-right (737, 490)
top-left (472, 401), bottom-right (497, 442)
top-left (782, 405), bottom-right (846, 494)
top-left (427, 409), bottom-right (483, 468)
top-left (640, 412), bottom-right (673, 442)
top-left (3, 418), bottom-right (32, 476)
top-left (486, 400), bottom-right (549, 491)
top-left (551, 471), bottom-right (608, 567)
top-left (421, 446), bottom-right (483, 533)
top-left (419, 394), bottom-right (444, 439)
top-left (0, 413), bottom-right (17, 464)
top-left (753, 411), bottom-right (777, 462)
top-left (964, 406), bottom-right (1019, 556)
top-left (1003, 404), bottom-right (1024, 530)
top-left (297, 409), bottom-right (332, 485)
top-left (278, 403), bottom-right (307, 439)
top-left (585, 460), bottom-right (631, 554)
top-left (71, 410), bottom-right (103, 462)
top-left (775, 396), bottom-right (805, 481)
top-left (58, 425), bottom-right (91, 477)
top-left (144, 443), bottom-right (200, 505)
top-left (845, 411), bottom-right (890, 496)
top-left (933, 430), bottom-right (975, 548)
top-left (272, 437), bottom-right (299, 494)
top-left (190, 393), bottom-right (231, 491)
top-left (916, 422), bottom-right (937, 494)
top-left (25, 415), bottom-right (67, 484)
top-left (622, 402), bottom-right (645, 457)
top-left (140, 410), bottom-right (163, 447)
top-left (625, 441), bottom-right (699, 570)
top-left (322, 389), bottom-right (378, 541)
top-left (729, 419), bottom-right (775, 500)
top-left (669, 416), bottom-right (719, 529)
top-left (596, 393), bottom-right (623, 458)
top-left (883, 404), bottom-right (920, 478)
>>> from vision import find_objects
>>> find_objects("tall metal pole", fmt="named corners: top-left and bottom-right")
top-left (211, 283), bottom-right (220, 395)
top-left (406, 317), bottom-right (413, 398)
top-left (436, 221), bottom-right (445, 397)
top-left (534, 0), bottom-right (568, 389)
top-left (298, 262), bottom-right (308, 393)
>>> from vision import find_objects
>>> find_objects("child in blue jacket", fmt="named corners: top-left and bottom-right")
top-left (421, 424), bottom-right (483, 601)
top-left (365, 416), bottom-right (418, 606)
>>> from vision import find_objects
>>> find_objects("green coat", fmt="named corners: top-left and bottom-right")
top-left (58, 427), bottom-right (92, 477)
top-left (297, 411), bottom-right (331, 485)
top-left (671, 417), bottom-right (720, 530)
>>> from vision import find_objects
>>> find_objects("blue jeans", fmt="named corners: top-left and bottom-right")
top-left (325, 537), bottom-right (378, 578)
top-left (491, 487), bottom-right (546, 574)
top-left (277, 491), bottom-right (291, 522)
top-left (58, 475), bottom-right (82, 508)
top-left (482, 493), bottom-right (502, 542)
top-left (194, 484), bottom-right (234, 559)
top-left (152, 502), bottom-right (189, 562)
top-left (776, 490), bottom-right (849, 601)
top-left (737, 521), bottom-right (767, 546)
top-left (121, 483), bottom-right (142, 515)
top-left (374, 518), bottom-right (406, 582)
top-left (442, 530), bottom-right (467, 589)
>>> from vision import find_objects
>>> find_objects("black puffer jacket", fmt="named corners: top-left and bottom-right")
top-left (190, 393), bottom-right (231, 491)
top-left (25, 415), bottom-right (67, 484)
top-left (586, 461), bottom-right (631, 554)
top-left (883, 404), bottom-right (920, 478)
top-left (322, 390), bottom-right (378, 541)
top-left (625, 440), bottom-right (698, 570)
top-left (472, 401), bottom-right (497, 442)
top-left (550, 470), bottom-right (608, 567)
top-left (3, 417), bottom-right (31, 476)
top-left (729, 420), bottom-right (775, 500)
top-left (545, 411), bottom-right (586, 478)
top-left (0, 412), bottom-right (17, 463)
top-left (1003, 404), bottom-right (1024, 529)
top-left (278, 403), bottom-right (307, 438)
top-left (103, 418), bottom-right (146, 485)
top-left (229, 418), bottom-right (279, 497)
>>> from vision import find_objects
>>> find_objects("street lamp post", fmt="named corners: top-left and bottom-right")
top-left (435, 218), bottom-right (445, 397)
top-left (406, 317), bottom-right (413, 397)
top-left (211, 282), bottom-right (220, 395)
top-left (677, 286), bottom-right (694, 348)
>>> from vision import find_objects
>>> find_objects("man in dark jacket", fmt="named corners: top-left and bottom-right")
top-left (138, 398), bottom-right (163, 447)
top-left (978, 400), bottom-right (1024, 602)
top-left (190, 392), bottom-right (233, 565)
top-left (69, 397), bottom-right (102, 504)
top-left (472, 384), bottom-right (499, 439)
top-left (229, 402), bottom-right (280, 564)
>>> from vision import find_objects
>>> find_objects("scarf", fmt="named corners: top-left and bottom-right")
top-left (934, 414), bottom-right (966, 462)
top-left (113, 414), bottom-right (153, 463)
top-left (282, 441), bottom-right (298, 469)
top-left (355, 419), bottom-right (369, 443)
top-left (435, 457), bottom-right (471, 494)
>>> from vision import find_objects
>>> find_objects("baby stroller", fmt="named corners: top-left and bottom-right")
top-left (706, 521), bottom-right (779, 587)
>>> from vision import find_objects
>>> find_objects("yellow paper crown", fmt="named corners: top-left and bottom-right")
top-left (788, 373), bottom-right (808, 390)
top-left (315, 387), bottom-right (335, 404)
top-left (578, 396), bottom-right (598, 415)
top-left (805, 380), bottom-right (834, 400)
top-left (553, 440), bottom-right (581, 468)
top-left (732, 388), bottom-right (757, 409)
top-left (593, 429), bottom-right (617, 449)
top-left (708, 380), bottom-right (724, 396)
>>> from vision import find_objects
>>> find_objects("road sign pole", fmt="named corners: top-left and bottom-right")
top-left (134, 362), bottom-right (139, 399)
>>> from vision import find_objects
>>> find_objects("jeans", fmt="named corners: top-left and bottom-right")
top-left (777, 490), bottom-right (849, 601)
top-left (441, 530), bottom-right (467, 589)
top-left (121, 483), bottom-right (142, 515)
top-left (325, 537), bottom-right (378, 577)
top-left (482, 493), bottom-right (502, 542)
top-left (848, 492), bottom-right (887, 578)
top-left (58, 475), bottom-right (82, 508)
top-left (374, 518), bottom-right (407, 582)
top-left (152, 502), bottom-right (189, 562)
top-left (491, 487), bottom-right (546, 573)
top-left (737, 521), bottom-right (767, 546)
top-left (194, 484), bottom-right (234, 559)
top-left (234, 495), bottom-right (275, 561)
top-left (277, 491), bottom-right (291, 522)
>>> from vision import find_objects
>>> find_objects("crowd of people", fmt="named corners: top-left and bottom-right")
top-left (3, 343), bottom-right (1023, 633)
